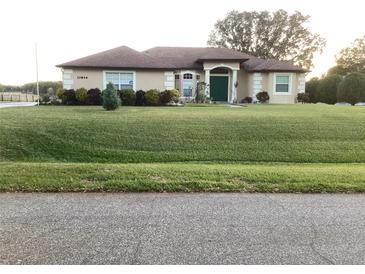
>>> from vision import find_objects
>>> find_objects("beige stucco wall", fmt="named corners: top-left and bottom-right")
top-left (71, 69), bottom-right (103, 90)
top-left (237, 70), bottom-right (249, 101)
top-left (135, 71), bottom-right (166, 91)
top-left (64, 69), bottom-right (169, 91)
top-left (245, 72), bottom-right (304, 104)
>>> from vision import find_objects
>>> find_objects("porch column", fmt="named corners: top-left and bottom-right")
top-left (204, 69), bottom-right (210, 98)
top-left (231, 69), bottom-right (238, 104)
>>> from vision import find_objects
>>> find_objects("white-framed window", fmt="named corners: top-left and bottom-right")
top-left (183, 73), bottom-right (193, 96)
top-left (104, 71), bottom-right (135, 90)
top-left (274, 73), bottom-right (292, 94)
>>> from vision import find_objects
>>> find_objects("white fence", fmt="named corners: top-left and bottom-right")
top-left (0, 92), bottom-right (39, 102)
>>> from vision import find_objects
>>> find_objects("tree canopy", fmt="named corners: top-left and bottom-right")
top-left (328, 35), bottom-right (365, 76)
top-left (208, 10), bottom-right (326, 70)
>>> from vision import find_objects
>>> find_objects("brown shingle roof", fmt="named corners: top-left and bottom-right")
top-left (56, 45), bottom-right (175, 69)
top-left (57, 45), bottom-right (306, 72)
top-left (243, 57), bottom-right (306, 72)
top-left (143, 46), bottom-right (250, 69)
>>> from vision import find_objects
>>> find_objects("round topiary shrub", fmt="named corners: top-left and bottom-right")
top-left (75, 88), bottom-right (88, 104)
top-left (159, 90), bottom-right (171, 105)
top-left (135, 90), bottom-right (146, 106)
top-left (170, 89), bottom-right (180, 103)
top-left (145, 89), bottom-right (160, 106)
top-left (256, 91), bottom-right (270, 103)
top-left (316, 75), bottom-right (342, 104)
top-left (86, 88), bottom-right (102, 105)
top-left (102, 83), bottom-right (120, 111)
top-left (337, 73), bottom-right (365, 105)
top-left (120, 89), bottom-right (136, 106)
top-left (63, 89), bottom-right (77, 105)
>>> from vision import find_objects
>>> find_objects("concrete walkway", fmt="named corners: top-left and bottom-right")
top-left (0, 102), bottom-right (37, 108)
top-left (1, 193), bottom-right (364, 264)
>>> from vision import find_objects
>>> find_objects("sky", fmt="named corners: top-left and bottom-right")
top-left (0, 0), bottom-right (364, 85)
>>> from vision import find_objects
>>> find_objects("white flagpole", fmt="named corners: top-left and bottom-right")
top-left (35, 43), bottom-right (40, 106)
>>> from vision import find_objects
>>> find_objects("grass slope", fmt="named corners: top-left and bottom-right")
top-left (0, 104), bottom-right (364, 192)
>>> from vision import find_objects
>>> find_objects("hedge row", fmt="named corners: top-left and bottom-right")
top-left (56, 87), bottom-right (181, 106)
top-left (56, 88), bottom-right (102, 105)
top-left (305, 72), bottom-right (365, 105)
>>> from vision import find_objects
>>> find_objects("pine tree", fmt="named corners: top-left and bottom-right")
top-left (102, 82), bottom-right (120, 111)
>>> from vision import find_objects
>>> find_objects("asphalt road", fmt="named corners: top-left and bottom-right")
top-left (1, 193), bottom-right (364, 265)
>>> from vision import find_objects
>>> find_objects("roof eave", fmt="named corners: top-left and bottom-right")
top-left (246, 69), bottom-right (308, 73)
top-left (197, 58), bottom-right (249, 63)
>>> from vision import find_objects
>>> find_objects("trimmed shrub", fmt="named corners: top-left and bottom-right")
top-left (145, 89), bottom-right (160, 106)
top-left (86, 88), bottom-right (102, 105)
top-left (40, 94), bottom-right (51, 104)
top-left (56, 88), bottom-right (66, 102)
top-left (159, 89), bottom-right (180, 105)
top-left (297, 93), bottom-right (310, 104)
top-left (196, 92), bottom-right (208, 103)
top-left (159, 90), bottom-right (171, 105)
top-left (316, 75), bottom-right (342, 104)
top-left (120, 89), bottom-right (136, 106)
top-left (170, 89), bottom-right (180, 103)
top-left (102, 83), bottom-right (120, 111)
top-left (75, 88), bottom-right (88, 104)
top-left (135, 90), bottom-right (146, 106)
top-left (337, 73), bottom-right (365, 105)
top-left (241, 96), bottom-right (253, 104)
top-left (305, 77), bottom-right (320, 103)
top-left (256, 91), bottom-right (270, 103)
top-left (63, 89), bottom-right (77, 105)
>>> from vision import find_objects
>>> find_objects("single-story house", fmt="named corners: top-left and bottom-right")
top-left (56, 46), bottom-right (307, 104)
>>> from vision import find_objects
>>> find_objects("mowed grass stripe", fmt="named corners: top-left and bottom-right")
top-left (0, 105), bottom-right (364, 163)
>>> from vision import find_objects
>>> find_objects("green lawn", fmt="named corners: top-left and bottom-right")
top-left (0, 104), bottom-right (364, 192)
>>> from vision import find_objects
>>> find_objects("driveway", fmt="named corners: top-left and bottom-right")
top-left (1, 193), bottom-right (364, 264)
top-left (0, 102), bottom-right (37, 108)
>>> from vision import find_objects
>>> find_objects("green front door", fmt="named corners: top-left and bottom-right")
top-left (210, 76), bottom-right (228, 102)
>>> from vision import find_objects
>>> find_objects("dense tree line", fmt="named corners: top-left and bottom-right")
top-left (0, 81), bottom-right (62, 95)
top-left (305, 36), bottom-right (365, 105)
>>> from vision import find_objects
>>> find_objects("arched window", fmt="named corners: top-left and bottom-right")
top-left (183, 73), bottom-right (193, 97)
